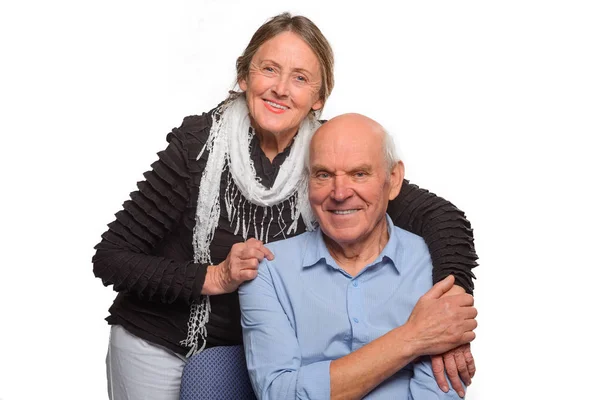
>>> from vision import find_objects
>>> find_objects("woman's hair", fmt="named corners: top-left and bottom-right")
top-left (236, 12), bottom-right (335, 107)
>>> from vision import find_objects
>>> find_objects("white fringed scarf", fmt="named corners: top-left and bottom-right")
top-left (181, 95), bottom-right (320, 356)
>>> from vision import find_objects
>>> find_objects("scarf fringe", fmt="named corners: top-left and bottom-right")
top-left (181, 96), bottom-right (319, 356)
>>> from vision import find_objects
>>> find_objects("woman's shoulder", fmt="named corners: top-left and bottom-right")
top-left (165, 106), bottom-right (219, 160)
top-left (168, 107), bottom-right (217, 143)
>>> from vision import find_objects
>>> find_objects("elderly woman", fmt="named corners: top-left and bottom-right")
top-left (93, 12), bottom-right (478, 400)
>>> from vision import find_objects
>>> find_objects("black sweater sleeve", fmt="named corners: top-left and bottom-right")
top-left (387, 180), bottom-right (478, 294)
top-left (92, 116), bottom-right (210, 304)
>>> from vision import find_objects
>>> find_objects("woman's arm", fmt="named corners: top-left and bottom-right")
top-left (387, 179), bottom-right (478, 294)
top-left (92, 117), bottom-right (211, 304)
top-left (387, 179), bottom-right (478, 396)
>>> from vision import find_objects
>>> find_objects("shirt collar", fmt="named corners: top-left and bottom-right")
top-left (302, 214), bottom-right (404, 275)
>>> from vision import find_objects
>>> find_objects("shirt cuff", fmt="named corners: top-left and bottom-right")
top-left (296, 360), bottom-right (331, 400)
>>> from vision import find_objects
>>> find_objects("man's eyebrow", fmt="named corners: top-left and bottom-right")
top-left (310, 164), bottom-right (330, 172)
top-left (349, 164), bottom-right (373, 172)
top-left (310, 164), bottom-right (374, 173)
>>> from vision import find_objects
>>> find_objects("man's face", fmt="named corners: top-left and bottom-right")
top-left (308, 115), bottom-right (403, 247)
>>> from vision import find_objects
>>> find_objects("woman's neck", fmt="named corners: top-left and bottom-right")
top-left (253, 125), bottom-right (297, 162)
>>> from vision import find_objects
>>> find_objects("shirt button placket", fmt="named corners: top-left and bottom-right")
top-left (349, 279), bottom-right (361, 350)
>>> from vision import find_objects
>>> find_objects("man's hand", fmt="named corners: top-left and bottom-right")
top-left (432, 344), bottom-right (475, 398)
top-left (203, 238), bottom-right (274, 295)
top-left (404, 276), bottom-right (477, 357)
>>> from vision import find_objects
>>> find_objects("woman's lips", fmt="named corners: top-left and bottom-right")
top-left (263, 99), bottom-right (288, 114)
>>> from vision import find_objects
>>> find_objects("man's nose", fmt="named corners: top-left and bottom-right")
top-left (331, 174), bottom-right (353, 202)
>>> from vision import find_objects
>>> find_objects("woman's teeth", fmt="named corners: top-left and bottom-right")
top-left (265, 100), bottom-right (287, 110)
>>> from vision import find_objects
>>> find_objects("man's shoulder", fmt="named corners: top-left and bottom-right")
top-left (260, 231), bottom-right (319, 279)
top-left (389, 225), bottom-right (432, 274)
top-left (392, 225), bottom-right (428, 250)
top-left (265, 230), bottom-right (314, 255)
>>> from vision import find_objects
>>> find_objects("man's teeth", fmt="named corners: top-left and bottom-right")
top-left (265, 100), bottom-right (287, 110)
top-left (333, 210), bottom-right (357, 215)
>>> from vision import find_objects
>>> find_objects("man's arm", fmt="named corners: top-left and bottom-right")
top-left (328, 276), bottom-right (474, 400)
top-left (239, 261), bottom-right (331, 400)
top-left (240, 268), bottom-right (476, 400)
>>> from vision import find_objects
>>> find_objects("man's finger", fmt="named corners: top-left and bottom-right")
top-left (422, 275), bottom-right (455, 300)
top-left (463, 318), bottom-right (478, 332)
top-left (449, 293), bottom-right (474, 307)
top-left (431, 354), bottom-right (449, 392)
top-left (461, 305), bottom-right (478, 320)
top-left (461, 331), bottom-right (476, 344)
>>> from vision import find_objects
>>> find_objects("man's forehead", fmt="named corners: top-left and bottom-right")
top-left (310, 133), bottom-right (385, 169)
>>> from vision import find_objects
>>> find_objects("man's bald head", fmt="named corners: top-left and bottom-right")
top-left (307, 113), bottom-right (399, 176)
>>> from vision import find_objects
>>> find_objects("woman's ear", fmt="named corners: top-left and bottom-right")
top-left (311, 98), bottom-right (324, 111)
top-left (239, 78), bottom-right (248, 91)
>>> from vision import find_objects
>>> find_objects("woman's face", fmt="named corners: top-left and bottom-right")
top-left (239, 31), bottom-right (324, 140)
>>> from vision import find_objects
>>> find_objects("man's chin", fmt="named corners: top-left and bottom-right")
top-left (320, 227), bottom-right (363, 246)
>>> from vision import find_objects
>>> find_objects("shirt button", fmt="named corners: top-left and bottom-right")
top-left (353, 318), bottom-right (359, 323)
top-left (352, 281), bottom-right (358, 287)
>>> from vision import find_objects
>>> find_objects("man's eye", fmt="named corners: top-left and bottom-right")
top-left (355, 172), bottom-right (366, 178)
top-left (316, 172), bottom-right (330, 179)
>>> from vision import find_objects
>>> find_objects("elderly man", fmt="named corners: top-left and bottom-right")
top-left (238, 114), bottom-right (477, 399)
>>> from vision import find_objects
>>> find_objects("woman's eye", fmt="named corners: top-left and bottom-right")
top-left (295, 75), bottom-right (307, 82)
top-left (264, 66), bottom-right (275, 73)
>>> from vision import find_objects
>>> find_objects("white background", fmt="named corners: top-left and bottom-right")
top-left (1, 1), bottom-right (599, 399)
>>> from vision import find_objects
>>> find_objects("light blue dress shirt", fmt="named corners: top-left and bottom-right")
top-left (239, 215), bottom-right (463, 400)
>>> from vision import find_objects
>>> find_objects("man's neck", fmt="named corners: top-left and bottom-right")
top-left (324, 218), bottom-right (390, 277)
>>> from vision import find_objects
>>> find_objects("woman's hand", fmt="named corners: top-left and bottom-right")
top-left (202, 238), bottom-right (274, 295)
top-left (431, 283), bottom-right (476, 398)
top-left (432, 343), bottom-right (475, 397)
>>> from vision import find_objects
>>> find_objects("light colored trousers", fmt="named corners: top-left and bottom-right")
top-left (106, 325), bottom-right (188, 400)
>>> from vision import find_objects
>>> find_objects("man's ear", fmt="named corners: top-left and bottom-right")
top-left (388, 161), bottom-right (405, 201)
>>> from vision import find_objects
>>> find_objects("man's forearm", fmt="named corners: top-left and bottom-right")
top-left (330, 324), bottom-right (419, 400)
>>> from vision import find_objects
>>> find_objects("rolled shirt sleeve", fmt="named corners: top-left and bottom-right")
top-left (239, 259), bottom-right (331, 400)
